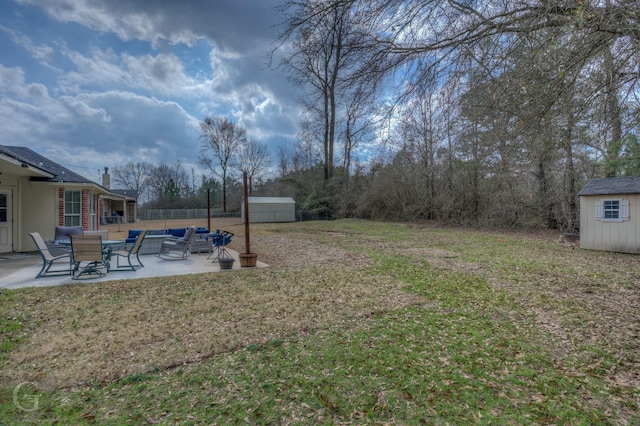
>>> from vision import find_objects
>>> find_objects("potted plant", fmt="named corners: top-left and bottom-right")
top-left (239, 172), bottom-right (258, 267)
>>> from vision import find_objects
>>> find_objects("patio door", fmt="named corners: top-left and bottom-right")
top-left (0, 189), bottom-right (12, 253)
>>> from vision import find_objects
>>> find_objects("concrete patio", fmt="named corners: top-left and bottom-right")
top-left (1, 249), bottom-right (267, 290)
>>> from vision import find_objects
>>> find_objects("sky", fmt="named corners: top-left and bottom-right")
top-left (0, 0), bottom-right (300, 184)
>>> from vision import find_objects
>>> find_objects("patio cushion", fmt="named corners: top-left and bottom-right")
top-left (146, 229), bottom-right (167, 236)
top-left (167, 228), bottom-right (186, 238)
top-left (195, 227), bottom-right (209, 234)
top-left (126, 229), bottom-right (143, 244)
top-left (54, 226), bottom-right (83, 243)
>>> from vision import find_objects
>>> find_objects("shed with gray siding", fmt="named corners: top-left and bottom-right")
top-left (241, 197), bottom-right (296, 223)
top-left (578, 177), bottom-right (640, 254)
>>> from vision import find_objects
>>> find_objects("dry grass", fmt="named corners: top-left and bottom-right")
top-left (1, 218), bottom-right (418, 390)
top-left (1, 218), bottom-right (639, 423)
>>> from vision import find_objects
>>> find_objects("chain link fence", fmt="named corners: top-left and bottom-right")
top-left (138, 209), bottom-right (239, 221)
top-left (138, 209), bottom-right (328, 222)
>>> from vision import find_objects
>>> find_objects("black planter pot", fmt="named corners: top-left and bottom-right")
top-left (219, 257), bottom-right (234, 270)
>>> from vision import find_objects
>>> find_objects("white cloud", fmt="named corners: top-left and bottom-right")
top-left (2, 0), bottom-right (302, 181)
top-left (58, 47), bottom-right (211, 100)
top-left (17, 0), bottom-right (202, 47)
top-left (0, 64), bottom-right (26, 94)
top-left (0, 24), bottom-right (55, 64)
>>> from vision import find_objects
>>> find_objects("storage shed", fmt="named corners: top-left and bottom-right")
top-left (578, 176), bottom-right (640, 254)
top-left (241, 196), bottom-right (296, 223)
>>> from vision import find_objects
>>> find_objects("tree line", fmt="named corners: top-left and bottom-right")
top-left (270, 0), bottom-right (639, 230)
top-left (114, 0), bottom-right (639, 230)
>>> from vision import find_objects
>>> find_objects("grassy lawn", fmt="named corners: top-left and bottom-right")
top-left (1, 219), bottom-right (638, 424)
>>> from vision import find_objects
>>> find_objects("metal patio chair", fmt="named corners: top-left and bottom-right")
top-left (111, 230), bottom-right (146, 271)
top-left (28, 232), bottom-right (73, 278)
top-left (70, 234), bottom-right (109, 279)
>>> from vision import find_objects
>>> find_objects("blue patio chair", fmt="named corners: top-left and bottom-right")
top-left (207, 230), bottom-right (233, 262)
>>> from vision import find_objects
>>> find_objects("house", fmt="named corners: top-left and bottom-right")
top-left (0, 145), bottom-right (136, 253)
top-left (578, 176), bottom-right (640, 254)
top-left (241, 196), bottom-right (296, 223)
top-left (98, 168), bottom-right (138, 224)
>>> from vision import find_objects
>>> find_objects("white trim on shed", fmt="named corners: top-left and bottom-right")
top-left (241, 196), bottom-right (296, 223)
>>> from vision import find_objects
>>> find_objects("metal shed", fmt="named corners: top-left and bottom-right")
top-left (578, 176), bottom-right (640, 254)
top-left (241, 196), bottom-right (296, 223)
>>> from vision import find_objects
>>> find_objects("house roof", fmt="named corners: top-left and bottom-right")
top-left (111, 189), bottom-right (138, 200)
top-left (578, 177), bottom-right (640, 196)
top-left (0, 145), bottom-right (94, 184)
top-left (0, 145), bottom-right (135, 201)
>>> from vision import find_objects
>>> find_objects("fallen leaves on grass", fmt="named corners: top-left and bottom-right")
top-left (1, 238), bottom-right (416, 390)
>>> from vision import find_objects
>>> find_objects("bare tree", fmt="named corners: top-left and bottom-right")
top-left (147, 162), bottom-right (189, 207)
top-left (276, 143), bottom-right (290, 178)
top-left (232, 139), bottom-right (272, 194)
top-left (112, 161), bottom-right (152, 203)
top-left (341, 85), bottom-right (375, 182)
top-left (277, 0), bottom-right (364, 181)
top-left (199, 116), bottom-right (246, 212)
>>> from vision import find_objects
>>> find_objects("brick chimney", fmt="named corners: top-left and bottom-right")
top-left (102, 167), bottom-right (110, 189)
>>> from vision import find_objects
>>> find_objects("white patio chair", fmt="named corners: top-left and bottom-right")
top-left (158, 226), bottom-right (196, 260)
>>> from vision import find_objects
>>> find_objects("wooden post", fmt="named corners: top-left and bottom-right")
top-left (243, 172), bottom-right (250, 254)
top-left (239, 171), bottom-right (257, 267)
top-left (207, 188), bottom-right (211, 231)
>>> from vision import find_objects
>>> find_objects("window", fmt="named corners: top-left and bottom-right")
top-left (595, 199), bottom-right (629, 222)
top-left (604, 200), bottom-right (620, 219)
top-left (64, 190), bottom-right (81, 226)
top-left (0, 193), bottom-right (6, 223)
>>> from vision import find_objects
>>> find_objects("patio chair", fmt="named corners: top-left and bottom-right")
top-left (70, 234), bottom-right (109, 279)
top-left (207, 230), bottom-right (234, 262)
top-left (28, 232), bottom-right (73, 278)
top-left (83, 229), bottom-right (109, 239)
top-left (158, 226), bottom-right (196, 260)
top-left (111, 230), bottom-right (147, 271)
top-left (45, 225), bottom-right (83, 256)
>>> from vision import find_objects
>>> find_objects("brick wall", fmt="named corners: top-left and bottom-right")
top-left (81, 190), bottom-right (90, 231)
top-left (57, 188), bottom-right (64, 226)
top-left (58, 188), bottom-right (92, 230)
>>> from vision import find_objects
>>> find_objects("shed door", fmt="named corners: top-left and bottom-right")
top-left (0, 189), bottom-right (12, 253)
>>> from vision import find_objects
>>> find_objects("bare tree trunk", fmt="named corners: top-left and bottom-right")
top-left (563, 110), bottom-right (578, 232)
top-left (603, 46), bottom-right (623, 177)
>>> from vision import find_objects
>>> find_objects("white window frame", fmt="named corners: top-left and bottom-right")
top-left (595, 199), bottom-right (629, 222)
top-left (64, 190), bottom-right (81, 226)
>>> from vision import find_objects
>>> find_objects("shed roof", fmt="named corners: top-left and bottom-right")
top-left (247, 196), bottom-right (296, 204)
top-left (578, 177), bottom-right (640, 196)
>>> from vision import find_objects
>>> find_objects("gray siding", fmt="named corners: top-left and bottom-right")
top-left (241, 197), bottom-right (296, 223)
